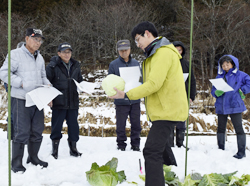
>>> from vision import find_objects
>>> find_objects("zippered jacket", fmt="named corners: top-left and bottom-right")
top-left (126, 37), bottom-right (188, 122)
top-left (0, 45), bottom-right (50, 100)
top-left (211, 55), bottom-right (250, 115)
top-left (173, 41), bottom-right (196, 101)
top-left (108, 55), bottom-right (140, 105)
top-left (46, 56), bottom-right (83, 109)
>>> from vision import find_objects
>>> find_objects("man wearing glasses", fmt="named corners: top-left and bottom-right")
top-left (0, 28), bottom-right (50, 173)
top-left (46, 42), bottom-right (83, 159)
top-left (110, 21), bottom-right (188, 186)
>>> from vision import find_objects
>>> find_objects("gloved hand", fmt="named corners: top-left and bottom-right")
top-left (215, 90), bottom-right (224, 97)
top-left (239, 89), bottom-right (245, 100)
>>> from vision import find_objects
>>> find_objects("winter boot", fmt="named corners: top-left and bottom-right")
top-left (217, 133), bottom-right (225, 150)
top-left (51, 140), bottom-right (60, 159)
top-left (233, 134), bottom-right (246, 159)
top-left (11, 142), bottom-right (26, 173)
top-left (68, 140), bottom-right (82, 157)
top-left (27, 141), bottom-right (48, 168)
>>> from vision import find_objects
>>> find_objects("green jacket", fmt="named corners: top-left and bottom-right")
top-left (126, 37), bottom-right (188, 122)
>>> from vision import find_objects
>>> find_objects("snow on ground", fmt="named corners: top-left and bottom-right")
top-left (0, 129), bottom-right (249, 186)
top-left (0, 71), bottom-right (250, 185)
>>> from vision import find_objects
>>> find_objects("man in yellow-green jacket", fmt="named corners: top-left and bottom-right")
top-left (110, 21), bottom-right (188, 186)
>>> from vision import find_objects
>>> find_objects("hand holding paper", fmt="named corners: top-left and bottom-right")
top-left (215, 90), bottom-right (224, 97)
top-left (119, 66), bottom-right (142, 92)
top-left (73, 79), bottom-right (98, 94)
top-left (209, 78), bottom-right (234, 92)
top-left (25, 86), bottom-right (62, 110)
top-left (239, 90), bottom-right (245, 99)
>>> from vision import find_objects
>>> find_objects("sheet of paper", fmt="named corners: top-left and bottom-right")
top-left (209, 78), bottom-right (234, 92)
top-left (119, 66), bottom-right (142, 92)
top-left (73, 79), bottom-right (98, 94)
top-left (25, 86), bottom-right (62, 110)
top-left (183, 73), bottom-right (189, 82)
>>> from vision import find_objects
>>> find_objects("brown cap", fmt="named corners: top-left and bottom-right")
top-left (117, 40), bottom-right (130, 51)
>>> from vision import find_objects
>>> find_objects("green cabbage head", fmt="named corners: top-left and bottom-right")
top-left (86, 157), bottom-right (126, 186)
top-left (102, 74), bottom-right (125, 96)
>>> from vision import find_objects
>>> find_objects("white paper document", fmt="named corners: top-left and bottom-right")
top-left (73, 79), bottom-right (98, 94)
top-left (209, 78), bottom-right (234, 92)
top-left (25, 86), bottom-right (62, 110)
top-left (183, 73), bottom-right (189, 82)
top-left (119, 66), bottom-right (142, 92)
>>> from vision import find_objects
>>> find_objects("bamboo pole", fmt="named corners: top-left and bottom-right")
top-left (185, 0), bottom-right (194, 177)
top-left (8, 0), bottom-right (12, 185)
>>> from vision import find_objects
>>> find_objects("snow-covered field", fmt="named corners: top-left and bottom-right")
top-left (0, 70), bottom-right (250, 186)
top-left (0, 129), bottom-right (249, 186)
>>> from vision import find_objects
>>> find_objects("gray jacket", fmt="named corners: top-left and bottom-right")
top-left (0, 45), bottom-right (50, 100)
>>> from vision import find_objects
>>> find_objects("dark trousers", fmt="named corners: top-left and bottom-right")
top-left (217, 113), bottom-right (244, 135)
top-left (6, 108), bottom-right (14, 140)
top-left (11, 97), bottom-right (44, 144)
top-left (115, 103), bottom-right (141, 148)
top-left (176, 121), bottom-right (186, 130)
top-left (4, 83), bottom-right (13, 139)
top-left (50, 109), bottom-right (79, 142)
top-left (143, 120), bottom-right (177, 186)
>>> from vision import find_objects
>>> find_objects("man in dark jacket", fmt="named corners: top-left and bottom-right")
top-left (108, 40), bottom-right (141, 151)
top-left (172, 41), bottom-right (196, 148)
top-left (46, 42), bottom-right (83, 159)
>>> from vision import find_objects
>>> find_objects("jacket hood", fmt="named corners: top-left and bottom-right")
top-left (218, 54), bottom-right (239, 75)
top-left (148, 37), bottom-right (182, 59)
top-left (173, 41), bottom-right (186, 57)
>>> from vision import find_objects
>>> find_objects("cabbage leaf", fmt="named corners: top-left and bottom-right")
top-left (86, 157), bottom-right (126, 186)
top-left (198, 173), bottom-right (228, 186)
top-left (163, 165), bottom-right (180, 186)
top-left (139, 174), bottom-right (145, 182)
top-left (229, 174), bottom-right (250, 186)
top-left (181, 174), bottom-right (200, 186)
top-left (138, 165), bottom-right (250, 186)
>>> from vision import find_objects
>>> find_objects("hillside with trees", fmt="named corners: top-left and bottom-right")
top-left (0, 0), bottom-right (250, 94)
top-left (0, 0), bottom-right (250, 135)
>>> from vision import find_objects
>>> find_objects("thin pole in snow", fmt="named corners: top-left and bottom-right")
top-left (185, 0), bottom-right (194, 177)
top-left (102, 122), bottom-right (104, 138)
top-left (88, 125), bottom-right (90, 136)
top-left (8, 0), bottom-right (12, 185)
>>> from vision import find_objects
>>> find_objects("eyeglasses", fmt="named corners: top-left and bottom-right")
top-left (135, 34), bottom-right (144, 45)
top-left (30, 37), bottom-right (43, 44)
